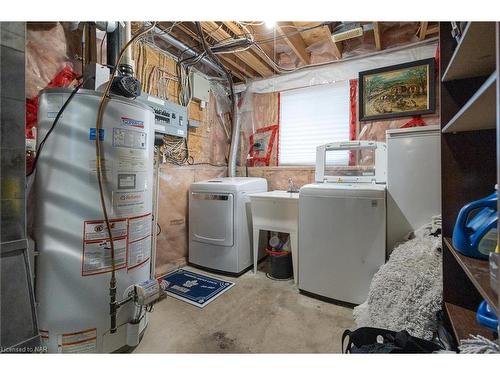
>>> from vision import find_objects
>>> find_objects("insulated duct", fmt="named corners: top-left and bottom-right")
top-left (228, 98), bottom-right (240, 177)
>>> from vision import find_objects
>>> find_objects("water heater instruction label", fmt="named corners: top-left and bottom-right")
top-left (116, 149), bottom-right (146, 172)
top-left (112, 128), bottom-right (146, 150)
top-left (58, 328), bottom-right (97, 353)
top-left (127, 213), bottom-right (152, 270)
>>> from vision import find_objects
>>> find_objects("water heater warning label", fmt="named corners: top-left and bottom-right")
top-left (82, 214), bottom-right (152, 276)
top-left (82, 238), bottom-right (127, 276)
top-left (82, 218), bottom-right (128, 276)
top-left (84, 219), bottom-right (127, 241)
top-left (58, 328), bottom-right (97, 353)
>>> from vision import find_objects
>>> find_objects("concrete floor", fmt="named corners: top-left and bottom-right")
top-left (135, 261), bottom-right (355, 353)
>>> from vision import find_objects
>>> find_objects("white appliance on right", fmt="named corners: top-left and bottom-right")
top-left (386, 126), bottom-right (441, 252)
top-left (299, 141), bottom-right (387, 305)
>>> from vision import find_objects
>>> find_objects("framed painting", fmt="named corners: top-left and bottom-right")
top-left (358, 58), bottom-right (436, 121)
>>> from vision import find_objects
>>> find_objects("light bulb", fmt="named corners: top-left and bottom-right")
top-left (265, 21), bottom-right (276, 29)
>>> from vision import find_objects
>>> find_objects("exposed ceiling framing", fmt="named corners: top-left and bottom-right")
top-left (148, 21), bottom-right (440, 83)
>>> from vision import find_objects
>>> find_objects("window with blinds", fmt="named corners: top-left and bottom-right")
top-left (279, 81), bottom-right (350, 165)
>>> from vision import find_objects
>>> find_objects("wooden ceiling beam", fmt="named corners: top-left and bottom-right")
top-left (276, 21), bottom-right (311, 65)
top-left (373, 22), bottom-right (382, 50)
top-left (222, 21), bottom-right (279, 73)
top-left (245, 23), bottom-right (276, 59)
top-left (320, 25), bottom-right (342, 60)
top-left (202, 21), bottom-right (273, 77)
top-left (222, 21), bottom-right (244, 38)
top-left (218, 55), bottom-right (254, 81)
top-left (419, 22), bottom-right (429, 40)
top-left (426, 24), bottom-right (439, 36)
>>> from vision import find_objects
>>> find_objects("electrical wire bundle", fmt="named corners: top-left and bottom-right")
top-left (160, 135), bottom-right (192, 165)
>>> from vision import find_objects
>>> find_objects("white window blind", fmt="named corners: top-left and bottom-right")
top-left (279, 81), bottom-right (350, 165)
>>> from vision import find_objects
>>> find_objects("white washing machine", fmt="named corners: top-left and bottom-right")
top-left (189, 177), bottom-right (267, 275)
top-left (299, 141), bottom-right (387, 305)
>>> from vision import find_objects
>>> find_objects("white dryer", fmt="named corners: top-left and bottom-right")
top-left (189, 177), bottom-right (267, 275)
top-left (299, 141), bottom-right (387, 305)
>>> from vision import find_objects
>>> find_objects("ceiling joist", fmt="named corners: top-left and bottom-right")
top-left (373, 22), bottom-right (382, 50)
top-left (202, 21), bottom-right (273, 77)
top-left (419, 22), bottom-right (429, 40)
top-left (321, 25), bottom-right (342, 60)
top-left (276, 21), bottom-right (311, 65)
top-left (173, 23), bottom-right (250, 81)
top-left (222, 21), bottom-right (279, 73)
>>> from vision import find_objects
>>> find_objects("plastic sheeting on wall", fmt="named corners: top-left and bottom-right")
top-left (235, 41), bottom-right (437, 94)
top-left (26, 22), bottom-right (80, 98)
top-left (238, 92), bottom-right (279, 167)
top-left (155, 165), bottom-right (227, 276)
top-left (275, 22), bottom-right (424, 73)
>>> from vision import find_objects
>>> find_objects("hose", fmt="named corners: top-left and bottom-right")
top-left (94, 21), bottom-right (156, 334)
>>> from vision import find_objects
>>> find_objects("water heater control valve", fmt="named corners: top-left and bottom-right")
top-left (123, 279), bottom-right (164, 306)
top-left (135, 279), bottom-right (163, 306)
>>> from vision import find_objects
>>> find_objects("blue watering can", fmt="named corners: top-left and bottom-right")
top-left (452, 190), bottom-right (497, 260)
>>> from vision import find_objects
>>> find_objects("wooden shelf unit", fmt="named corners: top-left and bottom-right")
top-left (440, 22), bottom-right (499, 348)
top-left (442, 72), bottom-right (496, 133)
top-left (444, 302), bottom-right (495, 342)
top-left (444, 238), bottom-right (498, 315)
top-left (442, 22), bottom-right (496, 82)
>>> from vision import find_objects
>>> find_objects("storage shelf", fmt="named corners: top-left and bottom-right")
top-left (444, 302), bottom-right (495, 342)
top-left (444, 237), bottom-right (498, 315)
top-left (442, 72), bottom-right (496, 133)
top-left (442, 22), bottom-right (496, 82)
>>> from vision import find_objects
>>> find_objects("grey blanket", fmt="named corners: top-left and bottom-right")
top-left (353, 226), bottom-right (442, 340)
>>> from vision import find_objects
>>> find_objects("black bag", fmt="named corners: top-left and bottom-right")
top-left (341, 327), bottom-right (444, 354)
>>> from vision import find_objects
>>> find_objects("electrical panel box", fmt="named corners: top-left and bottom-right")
top-left (190, 72), bottom-right (211, 102)
top-left (137, 94), bottom-right (188, 138)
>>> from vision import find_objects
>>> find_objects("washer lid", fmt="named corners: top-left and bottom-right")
top-left (300, 182), bottom-right (386, 198)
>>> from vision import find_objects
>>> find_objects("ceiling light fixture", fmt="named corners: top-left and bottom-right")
top-left (265, 21), bottom-right (276, 29)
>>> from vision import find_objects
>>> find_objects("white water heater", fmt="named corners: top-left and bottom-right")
top-left (35, 88), bottom-right (155, 353)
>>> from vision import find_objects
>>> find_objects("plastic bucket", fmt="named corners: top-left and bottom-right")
top-left (266, 248), bottom-right (293, 280)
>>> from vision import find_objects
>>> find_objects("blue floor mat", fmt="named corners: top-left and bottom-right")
top-left (159, 268), bottom-right (235, 308)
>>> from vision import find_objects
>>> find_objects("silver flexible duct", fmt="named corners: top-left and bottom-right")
top-left (146, 24), bottom-right (226, 76)
top-left (228, 98), bottom-right (240, 177)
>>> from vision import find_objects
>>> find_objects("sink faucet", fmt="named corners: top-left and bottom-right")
top-left (287, 178), bottom-right (299, 193)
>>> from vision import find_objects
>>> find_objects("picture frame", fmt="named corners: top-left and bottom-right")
top-left (358, 58), bottom-right (436, 122)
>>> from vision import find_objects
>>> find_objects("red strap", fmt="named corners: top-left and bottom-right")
top-left (349, 79), bottom-right (358, 166)
top-left (401, 116), bottom-right (426, 128)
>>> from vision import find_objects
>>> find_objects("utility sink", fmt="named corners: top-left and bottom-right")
top-left (248, 190), bottom-right (299, 284)
top-left (248, 190), bottom-right (299, 200)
